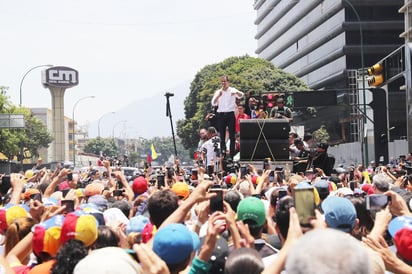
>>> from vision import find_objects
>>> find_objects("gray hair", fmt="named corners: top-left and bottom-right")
top-left (372, 173), bottom-right (391, 192)
top-left (285, 229), bottom-right (371, 274)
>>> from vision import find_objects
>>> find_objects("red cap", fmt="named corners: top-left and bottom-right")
top-left (133, 176), bottom-right (148, 195)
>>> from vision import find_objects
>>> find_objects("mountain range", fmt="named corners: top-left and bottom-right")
top-left (87, 81), bottom-right (190, 139)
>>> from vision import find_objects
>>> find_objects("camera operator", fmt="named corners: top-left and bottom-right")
top-left (200, 126), bottom-right (221, 176)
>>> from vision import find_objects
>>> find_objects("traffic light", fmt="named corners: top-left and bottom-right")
top-left (367, 63), bottom-right (384, 87)
top-left (262, 93), bottom-right (275, 109)
top-left (266, 93), bottom-right (275, 108)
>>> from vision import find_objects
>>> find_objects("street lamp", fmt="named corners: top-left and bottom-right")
top-left (98, 112), bottom-right (115, 138)
top-left (72, 96), bottom-right (95, 167)
top-left (19, 64), bottom-right (53, 106)
top-left (343, 0), bottom-right (368, 165)
top-left (112, 120), bottom-right (127, 140)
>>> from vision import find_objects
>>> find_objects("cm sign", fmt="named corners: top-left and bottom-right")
top-left (42, 66), bottom-right (79, 88)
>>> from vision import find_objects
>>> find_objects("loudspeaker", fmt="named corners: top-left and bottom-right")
top-left (240, 139), bottom-right (289, 160)
top-left (239, 119), bottom-right (290, 139)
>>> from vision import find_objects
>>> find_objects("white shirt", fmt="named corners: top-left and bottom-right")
top-left (211, 87), bottom-right (243, 113)
top-left (201, 136), bottom-right (220, 166)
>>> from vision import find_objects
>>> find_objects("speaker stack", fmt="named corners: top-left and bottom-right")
top-left (239, 119), bottom-right (290, 161)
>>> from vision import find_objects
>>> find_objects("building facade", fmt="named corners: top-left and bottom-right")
top-left (253, 0), bottom-right (405, 145)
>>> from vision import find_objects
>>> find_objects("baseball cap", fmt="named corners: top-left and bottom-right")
top-left (388, 215), bottom-right (412, 262)
top-left (22, 188), bottom-right (41, 200)
top-left (61, 211), bottom-right (99, 247)
top-left (84, 182), bottom-right (104, 197)
top-left (141, 222), bottom-right (156, 243)
top-left (225, 173), bottom-right (237, 185)
top-left (314, 179), bottom-right (330, 200)
top-left (317, 142), bottom-right (329, 150)
top-left (126, 215), bottom-right (150, 234)
top-left (199, 236), bottom-right (229, 273)
top-left (0, 204), bottom-right (29, 234)
top-left (171, 182), bottom-right (190, 200)
top-left (74, 247), bottom-right (140, 274)
top-left (153, 223), bottom-right (200, 265)
top-left (321, 196), bottom-right (357, 233)
top-left (32, 214), bottom-right (64, 256)
top-left (132, 176), bottom-right (148, 195)
top-left (237, 197), bottom-right (266, 227)
top-left (87, 195), bottom-right (108, 212)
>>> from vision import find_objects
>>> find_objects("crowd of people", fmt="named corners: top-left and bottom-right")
top-left (0, 153), bottom-right (411, 273)
top-left (0, 74), bottom-right (411, 273)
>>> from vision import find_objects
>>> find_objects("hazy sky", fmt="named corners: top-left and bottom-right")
top-left (0, 0), bottom-right (257, 136)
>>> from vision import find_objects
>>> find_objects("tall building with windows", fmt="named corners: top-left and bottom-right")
top-left (253, 0), bottom-right (405, 143)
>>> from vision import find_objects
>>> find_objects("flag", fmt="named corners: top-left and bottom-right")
top-left (151, 144), bottom-right (158, 160)
top-left (147, 144), bottom-right (158, 164)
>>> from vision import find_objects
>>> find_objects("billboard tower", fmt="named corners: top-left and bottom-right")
top-left (42, 66), bottom-right (79, 162)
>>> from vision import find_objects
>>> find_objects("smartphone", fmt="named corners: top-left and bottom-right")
top-left (0, 175), bottom-right (11, 195)
top-left (30, 193), bottom-right (43, 203)
top-left (113, 189), bottom-right (124, 196)
top-left (240, 165), bottom-right (247, 178)
top-left (365, 194), bottom-right (391, 210)
top-left (278, 189), bottom-right (288, 200)
top-left (209, 188), bottom-right (224, 213)
top-left (294, 187), bottom-right (316, 227)
top-left (349, 181), bottom-right (356, 191)
top-left (191, 169), bottom-right (198, 180)
top-left (157, 174), bottom-right (165, 189)
top-left (67, 172), bottom-right (73, 181)
top-left (61, 199), bottom-right (75, 213)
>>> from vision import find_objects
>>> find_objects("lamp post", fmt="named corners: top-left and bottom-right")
top-left (343, 0), bottom-right (368, 165)
top-left (98, 112), bottom-right (115, 138)
top-left (112, 120), bottom-right (127, 140)
top-left (72, 96), bottom-right (95, 167)
top-left (19, 64), bottom-right (53, 106)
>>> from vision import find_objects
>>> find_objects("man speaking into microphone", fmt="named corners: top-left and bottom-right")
top-left (211, 75), bottom-right (244, 159)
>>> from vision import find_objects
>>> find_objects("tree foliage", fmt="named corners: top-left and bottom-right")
top-left (0, 88), bottom-right (52, 160)
top-left (176, 55), bottom-right (309, 154)
top-left (83, 137), bottom-right (118, 157)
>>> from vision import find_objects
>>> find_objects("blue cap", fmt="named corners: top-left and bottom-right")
top-left (153, 223), bottom-right (200, 265)
top-left (126, 215), bottom-right (150, 234)
top-left (321, 196), bottom-right (356, 233)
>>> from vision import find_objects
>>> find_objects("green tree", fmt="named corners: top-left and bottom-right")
top-left (176, 55), bottom-right (309, 155)
top-left (83, 137), bottom-right (118, 157)
top-left (0, 89), bottom-right (52, 160)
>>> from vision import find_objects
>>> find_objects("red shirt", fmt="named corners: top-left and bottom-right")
top-left (236, 113), bottom-right (250, 133)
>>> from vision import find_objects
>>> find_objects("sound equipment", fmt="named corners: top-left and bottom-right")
top-left (239, 119), bottom-right (290, 161)
top-left (239, 119), bottom-right (290, 139)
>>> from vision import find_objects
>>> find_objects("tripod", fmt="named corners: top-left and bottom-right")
top-left (165, 92), bottom-right (178, 157)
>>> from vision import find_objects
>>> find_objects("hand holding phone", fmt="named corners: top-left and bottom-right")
top-left (209, 188), bottom-right (224, 213)
top-left (365, 194), bottom-right (390, 210)
top-left (61, 199), bottom-right (75, 213)
top-left (294, 187), bottom-right (315, 227)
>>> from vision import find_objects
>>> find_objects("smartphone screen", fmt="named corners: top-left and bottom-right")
top-left (365, 194), bottom-right (390, 210)
top-left (61, 200), bottom-right (75, 213)
top-left (30, 193), bottom-right (43, 203)
top-left (157, 175), bottom-right (165, 189)
top-left (209, 189), bottom-right (224, 213)
top-left (278, 189), bottom-right (288, 200)
top-left (294, 188), bottom-right (315, 227)
top-left (0, 175), bottom-right (11, 195)
top-left (240, 166), bottom-right (247, 178)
